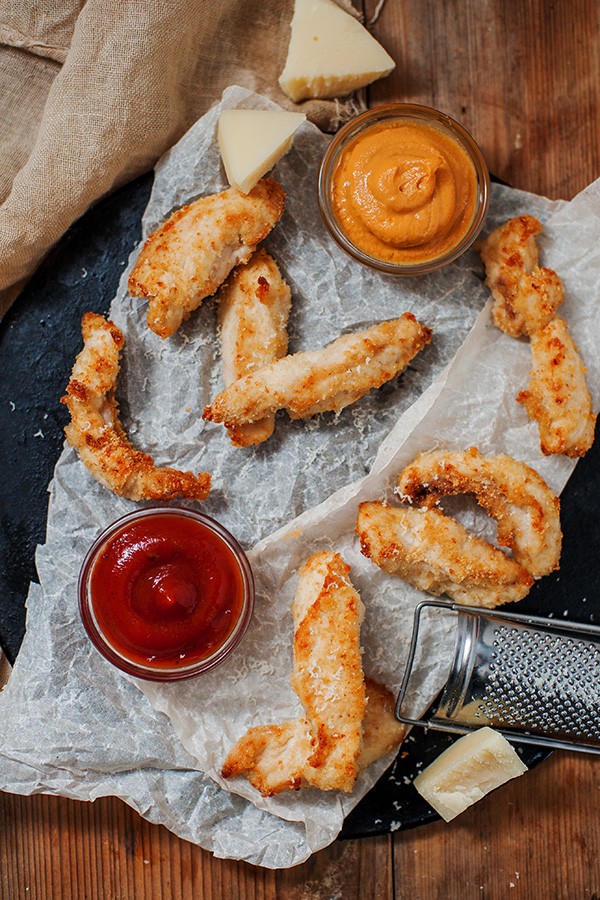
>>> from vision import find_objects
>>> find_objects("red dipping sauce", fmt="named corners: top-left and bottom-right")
top-left (79, 509), bottom-right (254, 681)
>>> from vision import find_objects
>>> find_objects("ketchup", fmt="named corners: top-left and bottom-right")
top-left (84, 512), bottom-right (251, 673)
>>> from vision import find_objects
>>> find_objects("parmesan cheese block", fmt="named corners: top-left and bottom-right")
top-left (218, 109), bottom-right (306, 194)
top-left (413, 728), bottom-right (528, 822)
top-left (279, 0), bottom-right (395, 102)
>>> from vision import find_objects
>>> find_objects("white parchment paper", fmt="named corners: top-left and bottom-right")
top-left (1, 86), bottom-right (599, 868)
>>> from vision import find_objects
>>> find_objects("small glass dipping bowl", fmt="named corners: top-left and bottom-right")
top-left (318, 103), bottom-right (490, 275)
top-left (79, 508), bottom-right (254, 681)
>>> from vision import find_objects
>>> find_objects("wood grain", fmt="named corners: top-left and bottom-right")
top-left (1, 753), bottom-right (599, 898)
top-left (366, 0), bottom-right (600, 199)
top-left (0, 790), bottom-right (393, 900)
top-left (2, 2), bottom-right (600, 897)
top-left (393, 753), bottom-right (600, 900)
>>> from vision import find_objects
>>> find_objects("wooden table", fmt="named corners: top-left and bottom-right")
top-left (2, 2), bottom-right (599, 897)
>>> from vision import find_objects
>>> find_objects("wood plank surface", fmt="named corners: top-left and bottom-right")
top-left (367, 0), bottom-right (600, 199)
top-left (2, 1), bottom-right (599, 898)
top-left (1, 752), bottom-right (599, 899)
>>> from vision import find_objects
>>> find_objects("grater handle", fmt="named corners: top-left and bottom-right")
top-left (435, 612), bottom-right (478, 719)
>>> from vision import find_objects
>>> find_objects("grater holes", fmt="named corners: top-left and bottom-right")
top-left (476, 625), bottom-right (600, 740)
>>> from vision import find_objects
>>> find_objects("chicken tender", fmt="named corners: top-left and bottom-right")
top-left (217, 249), bottom-right (291, 447)
top-left (480, 216), bottom-right (593, 457)
top-left (479, 215), bottom-right (563, 337)
top-left (396, 447), bottom-right (561, 578)
top-left (203, 313), bottom-right (432, 433)
top-left (221, 678), bottom-right (405, 797)
top-left (61, 313), bottom-right (210, 501)
top-left (128, 178), bottom-right (285, 339)
top-left (221, 552), bottom-right (405, 797)
top-left (221, 717), bottom-right (312, 796)
top-left (290, 551), bottom-right (366, 791)
top-left (356, 501), bottom-right (534, 608)
top-left (356, 678), bottom-right (407, 772)
top-left (517, 317), bottom-right (596, 457)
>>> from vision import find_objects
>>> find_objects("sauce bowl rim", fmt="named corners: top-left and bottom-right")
top-left (78, 507), bottom-right (255, 682)
top-left (318, 102), bottom-right (490, 276)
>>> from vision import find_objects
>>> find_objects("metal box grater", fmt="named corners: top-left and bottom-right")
top-left (396, 599), bottom-right (600, 753)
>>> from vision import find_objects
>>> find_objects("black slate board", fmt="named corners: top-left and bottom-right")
top-left (0, 173), bottom-right (153, 659)
top-left (1, 174), bottom-right (598, 837)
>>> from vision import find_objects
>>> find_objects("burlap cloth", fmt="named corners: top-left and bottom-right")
top-left (0, 0), bottom-right (365, 317)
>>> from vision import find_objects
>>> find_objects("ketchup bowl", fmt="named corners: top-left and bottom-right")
top-left (78, 508), bottom-right (254, 681)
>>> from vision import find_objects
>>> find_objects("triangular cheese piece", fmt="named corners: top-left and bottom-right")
top-left (413, 728), bottom-right (528, 822)
top-left (279, 0), bottom-right (395, 102)
top-left (218, 109), bottom-right (306, 194)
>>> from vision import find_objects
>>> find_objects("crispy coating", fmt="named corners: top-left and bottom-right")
top-left (221, 551), bottom-right (405, 797)
top-left (480, 216), bottom-right (594, 457)
top-left (517, 317), bottom-right (596, 458)
top-left (217, 249), bottom-right (291, 447)
top-left (221, 716), bottom-right (312, 796)
top-left (357, 679), bottom-right (406, 771)
top-left (221, 678), bottom-right (405, 797)
top-left (396, 447), bottom-right (561, 578)
top-left (478, 215), bottom-right (564, 337)
top-left (61, 313), bottom-right (210, 501)
top-left (203, 313), bottom-right (432, 431)
top-left (290, 551), bottom-right (366, 791)
top-left (356, 501), bottom-right (534, 608)
top-left (128, 178), bottom-right (285, 339)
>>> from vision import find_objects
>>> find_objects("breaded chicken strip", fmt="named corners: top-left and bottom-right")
top-left (203, 313), bottom-right (432, 432)
top-left (128, 178), bottom-right (285, 339)
top-left (356, 502), bottom-right (534, 608)
top-left (517, 317), bottom-right (596, 458)
top-left (480, 216), bottom-right (594, 457)
top-left (396, 448), bottom-right (561, 578)
top-left (217, 249), bottom-right (291, 447)
top-left (221, 552), bottom-right (405, 797)
top-left (61, 313), bottom-right (210, 501)
top-left (290, 551), bottom-right (366, 791)
top-left (355, 678), bottom-right (406, 771)
top-left (221, 678), bottom-right (405, 797)
top-left (479, 215), bottom-right (563, 337)
top-left (222, 716), bottom-right (313, 796)
top-left (222, 717), bottom-right (312, 796)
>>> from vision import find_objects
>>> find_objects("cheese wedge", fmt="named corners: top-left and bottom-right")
top-left (279, 0), bottom-right (395, 102)
top-left (218, 109), bottom-right (306, 194)
top-left (413, 728), bottom-right (528, 822)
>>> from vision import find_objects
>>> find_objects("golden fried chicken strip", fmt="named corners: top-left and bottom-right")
top-left (221, 717), bottom-right (312, 796)
top-left (509, 268), bottom-right (564, 335)
top-left (517, 317), bottom-right (596, 458)
top-left (203, 313), bottom-right (432, 431)
top-left (221, 678), bottom-right (405, 797)
top-left (217, 249), bottom-right (291, 447)
top-left (480, 216), bottom-right (593, 458)
top-left (128, 178), bottom-right (285, 339)
top-left (221, 552), bottom-right (405, 797)
top-left (290, 551), bottom-right (366, 791)
top-left (357, 679), bottom-right (407, 771)
top-left (356, 502), bottom-right (534, 608)
top-left (396, 447), bottom-right (561, 578)
top-left (61, 313), bottom-right (210, 501)
top-left (479, 215), bottom-right (564, 337)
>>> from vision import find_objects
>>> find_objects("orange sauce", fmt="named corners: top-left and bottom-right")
top-left (331, 119), bottom-right (478, 265)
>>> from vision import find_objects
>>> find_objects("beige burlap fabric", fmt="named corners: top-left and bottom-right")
top-left (0, 0), bottom-right (364, 316)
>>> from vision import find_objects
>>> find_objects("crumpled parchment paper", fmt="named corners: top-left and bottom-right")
top-left (0, 85), bottom-right (598, 869)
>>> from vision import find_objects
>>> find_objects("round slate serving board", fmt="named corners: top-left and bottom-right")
top-left (1, 174), bottom-right (597, 837)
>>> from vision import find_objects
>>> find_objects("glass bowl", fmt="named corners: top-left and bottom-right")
top-left (318, 103), bottom-right (490, 275)
top-left (79, 507), bottom-right (254, 681)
